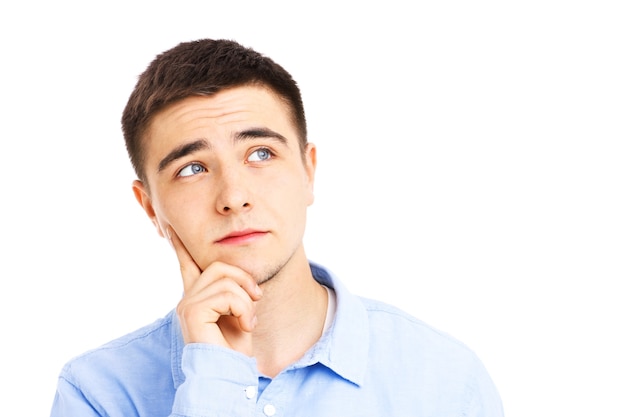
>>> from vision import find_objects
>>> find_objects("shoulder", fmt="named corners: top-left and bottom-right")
top-left (360, 297), bottom-right (503, 415)
top-left (53, 311), bottom-right (179, 415)
top-left (59, 310), bottom-right (175, 386)
top-left (359, 296), bottom-right (482, 367)
top-left (313, 262), bottom-right (503, 414)
top-left (313, 261), bottom-right (479, 363)
top-left (360, 296), bottom-right (461, 341)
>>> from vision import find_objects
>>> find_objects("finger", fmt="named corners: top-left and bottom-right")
top-left (182, 280), bottom-right (258, 330)
top-left (167, 227), bottom-right (262, 301)
top-left (167, 226), bottom-right (201, 293)
top-left (177, 278), bottom-right (259, 344)
top-left (197, 262), bottom-right (263, 302)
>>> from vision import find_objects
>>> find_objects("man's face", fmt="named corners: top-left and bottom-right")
top-left (134, 85), bottom-right (316, 283)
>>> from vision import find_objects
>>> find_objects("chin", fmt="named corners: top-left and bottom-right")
top-left (248, 258), bottom-right (291, 286)
top-left (250, 263), bottom-right (281, 285)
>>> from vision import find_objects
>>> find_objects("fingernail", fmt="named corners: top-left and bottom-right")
top-left (164, 228), bottom-right (173, 248)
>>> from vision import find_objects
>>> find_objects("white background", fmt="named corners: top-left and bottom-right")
top-left (1, 1), bottom-right (624, 416)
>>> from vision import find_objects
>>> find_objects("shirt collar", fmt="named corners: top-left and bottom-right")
top-left (307, 262), bottom-right (369, 386)
top-left (170, 261), bottom-right (369, 388)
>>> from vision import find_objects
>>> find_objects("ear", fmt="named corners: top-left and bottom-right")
top-left (303, 143), bottom-right (317, 205)
top-left (132, 180), bottom-right (165, 238)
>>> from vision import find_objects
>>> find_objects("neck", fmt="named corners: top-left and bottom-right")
top-left (251, 256), bottom-right (328, 377)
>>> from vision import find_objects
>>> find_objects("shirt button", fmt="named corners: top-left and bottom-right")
top-left (263, 404), bottom-right (276, 416)
top-left (244, 386), bottom-right (257, 399)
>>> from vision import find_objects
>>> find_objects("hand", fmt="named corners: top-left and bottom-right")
top-left (167, 227), bottom-right (263, 354)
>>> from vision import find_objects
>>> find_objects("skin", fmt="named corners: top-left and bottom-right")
top-left (132, 85), bottom-right (328, 377)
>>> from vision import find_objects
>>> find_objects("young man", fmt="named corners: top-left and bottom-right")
top-left (50, 39), bottom-right (504, 416)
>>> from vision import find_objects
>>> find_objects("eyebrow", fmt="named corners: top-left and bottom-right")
top-left (156, 128), bottom-right (288, 173)
top-left (158, 139), bottom-right (210, 172)
top-left (235, 127), bottom-right (287, 144)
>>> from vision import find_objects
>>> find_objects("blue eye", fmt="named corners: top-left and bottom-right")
top-left (248, 148), bottom-right (273, 162)
top-left (178, 163), bottom-right (206, 177)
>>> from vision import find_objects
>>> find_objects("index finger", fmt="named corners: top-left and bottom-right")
top-left (166, 226), bottom-right (201, 293)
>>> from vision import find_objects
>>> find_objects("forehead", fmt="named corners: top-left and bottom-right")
top-left (149, 85), bottom-right (292, 135)
top-left (142, 85), bottom-right (296, 162)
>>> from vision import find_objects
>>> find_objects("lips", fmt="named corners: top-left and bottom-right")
top-left (216, 229), bottom-right (267, 245)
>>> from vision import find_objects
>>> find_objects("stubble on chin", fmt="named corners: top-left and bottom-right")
top-left (253, 249), bottom-right (298, 286)
top-left (254, 262), bottom-right (284, 286)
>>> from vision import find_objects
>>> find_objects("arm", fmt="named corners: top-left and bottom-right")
top-left (50, 351), bottom-right (260, 417)
top-left (465, 358), bottom-right (505, 417)
top-left (171, 345), bottom-right (258, 417)
top-left (50, 228), bottom-right (263, 417)
top-left (168, 227), bottom-right (263, 416)
top-left (50, 377), bottom-right (102, 417)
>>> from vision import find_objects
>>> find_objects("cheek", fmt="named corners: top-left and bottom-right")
top-left (305, 180), bottom-right (315, 206)
top-left (150, 207), bottom-right (170, 238)
top-left (159, 201), bottom-right (191, 234)
top-left (299, 172), bottom-right (316, 207)
top-left (159, 194), bottom-right (209, 247)
top-left (273, 174), bottom-right (312, 221)
top-left (151, 192), bottom-right (189, 237)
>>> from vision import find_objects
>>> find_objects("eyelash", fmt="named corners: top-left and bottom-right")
top-left (176, 147), bottom-right (275, 178)
top-left (248, 147), bottom-right (275, 162)
top-left (177, 163), bottom-right (206, 177)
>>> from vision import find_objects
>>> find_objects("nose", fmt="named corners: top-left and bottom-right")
top-left (215, 168), bottom-right (252, 215)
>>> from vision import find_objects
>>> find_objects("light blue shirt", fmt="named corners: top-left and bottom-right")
top-left (50, 263), bottom-right (504, 416)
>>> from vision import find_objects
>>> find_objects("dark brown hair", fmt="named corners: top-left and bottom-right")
top-left (121, 39), bottom-right (307, 182)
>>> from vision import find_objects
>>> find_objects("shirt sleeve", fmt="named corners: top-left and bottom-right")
top-left (465, 357), bottom-right (505, 417)
top-left (49, 376), bottom-right (103, 417)
top-left (171, 344), bottom-right (259, 417)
